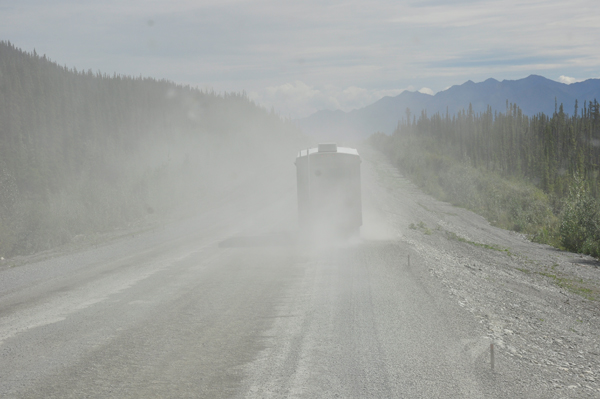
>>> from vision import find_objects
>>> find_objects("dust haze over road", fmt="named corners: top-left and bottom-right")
top-left (1, 144), bottom-right (599, 398)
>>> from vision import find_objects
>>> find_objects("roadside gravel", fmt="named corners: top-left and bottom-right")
top-left (362, 146), bottom-right (600, 398)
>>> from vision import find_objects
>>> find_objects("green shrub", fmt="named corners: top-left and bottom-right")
top-left (560, 175), bottom-right (600, 257)
top-left (368, 133), bottom-right (560, 247)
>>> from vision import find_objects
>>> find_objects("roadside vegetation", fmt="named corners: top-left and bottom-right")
top-left (0, 41), bottom-right (304, 258)
top-left (369, 100), bottom-right (600, 258)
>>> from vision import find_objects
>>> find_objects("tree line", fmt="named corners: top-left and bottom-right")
top-left (0, 41), bottom-right (303, 258)
top-left (370, 99), bottom-right (600, 257)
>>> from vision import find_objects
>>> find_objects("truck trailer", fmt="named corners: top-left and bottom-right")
top-left (295, 143), bottom-right (362, 240)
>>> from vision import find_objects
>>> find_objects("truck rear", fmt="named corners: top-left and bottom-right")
top-left (295, 143), bottom-right (362, 241)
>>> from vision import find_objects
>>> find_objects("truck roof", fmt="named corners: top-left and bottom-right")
top-left (296, 144), bottom-right (359, 158)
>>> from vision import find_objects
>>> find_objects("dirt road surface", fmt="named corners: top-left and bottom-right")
top-left (0, 146), bottom-right (598, 398)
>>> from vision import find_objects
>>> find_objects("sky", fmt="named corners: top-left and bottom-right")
top-left (1, 0), bottom-right (599, 118)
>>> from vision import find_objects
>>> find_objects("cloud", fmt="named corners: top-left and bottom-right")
top-left (418, 87), bottom-right (434, 95)
top-left (250, 81), bottom-right (405, 119)
top-left (2, 0), bottom-right (599, 116)
top-left (252, 81), bottom-right (340, 118)
top-left (558, 75), bottom-right (584, 84)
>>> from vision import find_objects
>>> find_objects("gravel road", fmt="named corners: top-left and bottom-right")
top-left (0, 146), bottom-right (598, 398)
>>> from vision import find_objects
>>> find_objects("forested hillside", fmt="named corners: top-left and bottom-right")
top-left (0, 41), bottom-right (304, 258)
top-left (370, 100), bottom-right (600, 257)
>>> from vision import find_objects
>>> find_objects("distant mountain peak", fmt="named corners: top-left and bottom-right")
top-left (524, 74), bottom-right (547, 79)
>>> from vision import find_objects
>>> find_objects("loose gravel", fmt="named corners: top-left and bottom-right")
top-left (362, 146), bottom-right (600, 398)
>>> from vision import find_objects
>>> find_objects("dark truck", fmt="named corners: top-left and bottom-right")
top-left (295, 143), bottom-right (362, 240)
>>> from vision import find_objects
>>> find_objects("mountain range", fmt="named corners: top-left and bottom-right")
top-left (298, 75), bottom-right (600, 140)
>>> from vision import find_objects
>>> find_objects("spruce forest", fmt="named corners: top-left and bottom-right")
top-left (370, 100), bottom-right (600, 257)
top-left (0, 41), bottom-right (304, 258)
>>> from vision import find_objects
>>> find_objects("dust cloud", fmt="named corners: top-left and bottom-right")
top-left (130, 89), bottom-right (307, 244)
top-left (0, 39), bottom-right (397, 257)
top-left (360, 206), bottom-right (397, 242)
